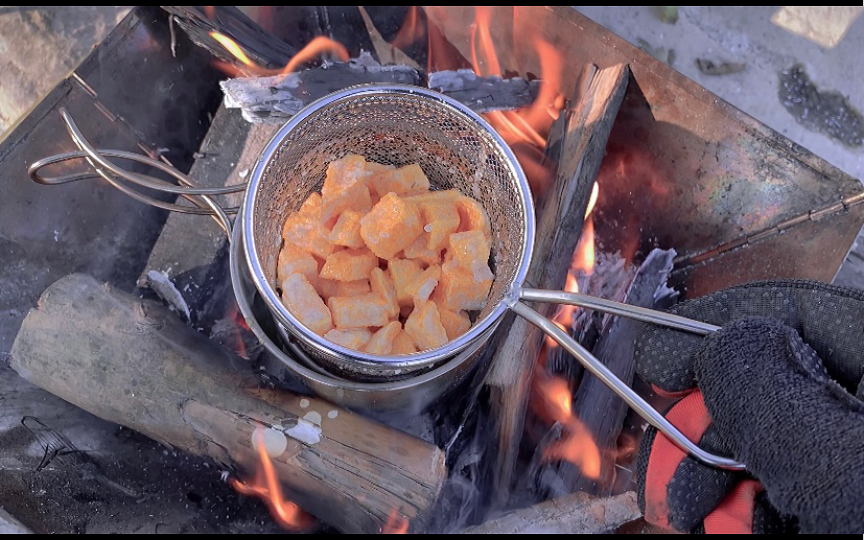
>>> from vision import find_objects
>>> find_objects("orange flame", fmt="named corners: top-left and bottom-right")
top-left (231, 429), bottom-right (313, 530)
top-left (392, 6), bottom-right (425, 49)
top-left (210, 31), bottom-right (256, 68)
top-left (282, 36), bottom-right (350, 74)
top-left (381, 509), bottom-right (410, 534)
top-left (532, 374), bottom-right (602, 479)
top-left (209, 32), bottom-right (349, 78)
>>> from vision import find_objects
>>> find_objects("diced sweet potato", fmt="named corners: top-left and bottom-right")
top-left (391, 330), bottom-right (418, 355)
top-left (404, 301), bottom-right (449, 351)
top-left (328, 294), bottom-right (391, 328)
top-left (282, 208), bottom-right (334, 259)
top-left (448, 230), bottom-right (491, 268)
top-left (319, 181), bottom-right (373, 227)
top-left (439, 258), bottom-right (493, 311)
top-left (405, 264), bottom-right (441, 304)
top-left (360, 193), bottom-right (423, 259)
top-left (324, 328), bottom-right (372, 350)
top-left (370, 267), bottom-right (399, 318)
top-left (438, 307), bottom-right (471, 341)
top-left (299, 192), bottom-right (322, 215)
top-left (322, 154), bottom-right (369, 201)
top-left (329, 209), bottom-right (365, 249)
top-left (280, 273), bottom-right (333, 335)
top-left (317, 278), bottom-right (370, 301)
top-left (319, 249), bottom-right (378, 282)
top-left (419, 201), bottom-right (460, 251)
top-left (277, 243), bottom-right (319, 286)
top-left (365, 321), bottom-right (402, 354)
top-left (388, 259), bottom-right (423, 307)
top-left (403, 189), bottom-right (461, 205)
top-left (368, 163), bottom-right (431, 197)
top-left (455, 196), bottom-right (492, 240)
top-left (402, 234), bottom-right (442, 266)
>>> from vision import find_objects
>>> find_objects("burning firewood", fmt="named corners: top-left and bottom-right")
top-left (460, 491), bottom-right (640, 534)
top-left (9, 274), bottom-right (446, 534)
top-left (483, 63), bottom-right (631, 507)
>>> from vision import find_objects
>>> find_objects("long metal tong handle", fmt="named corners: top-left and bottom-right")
top-left (514, 288), bottom-right (746, 471)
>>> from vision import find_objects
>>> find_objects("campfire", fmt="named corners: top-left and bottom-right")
top-left (2, 6), bottom-right (863, 534)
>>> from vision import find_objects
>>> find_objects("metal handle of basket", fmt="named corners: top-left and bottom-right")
top-left (28, 108), bottom-right (243, 238)
top-left (513, 287), bottom-right (747, 472)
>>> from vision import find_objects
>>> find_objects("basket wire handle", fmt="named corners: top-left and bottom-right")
top-left (28, 108), bottom-right (243, 238)
top-left (514, 288), bottom-right (746, 472)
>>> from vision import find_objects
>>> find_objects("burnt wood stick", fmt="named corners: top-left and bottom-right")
top-left (461, 491), bottom-right (640, 534)
top-left (427, 70), bottom-right (541, 113)
top-left (484, 63), bottom-right (630, 508)
top-left (557, 248), bottom-right (676, 495)
top-left (162, 6), bottom-right (298, 69)
top-left (219, 54), bottom-right (421, 123)
top-left (9, 274), bottom-right (445, 534)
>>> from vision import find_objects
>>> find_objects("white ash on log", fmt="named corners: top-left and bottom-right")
top-left (219, 56), bottom-right (542, 124)
top-left (461, 491), bottom-right (640, 534)
top-left (219, 53), bottom-right (420, 124)
top-left (9, 274), bottom-right (446, 534)
top-left (427, 70), bottom-right (540, 113)
top-left (484, 63), bottom-right (631, 509)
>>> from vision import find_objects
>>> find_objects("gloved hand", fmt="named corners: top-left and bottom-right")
top-left (633, 280), bottom-right (864, 534)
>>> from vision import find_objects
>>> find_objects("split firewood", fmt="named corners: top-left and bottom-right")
top-left (461, 491), bottom-right (640, 534)
top-left (552, 248), bottom-right (676, 495)
top-left (484, 63), bottom-right (630, 508)
top-left (9, 274), bottom-right (445, 534)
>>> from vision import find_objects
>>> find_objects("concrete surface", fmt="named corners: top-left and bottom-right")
top-left (0, 6), bottom-right (129, 135)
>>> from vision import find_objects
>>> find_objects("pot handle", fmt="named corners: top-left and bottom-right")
top-left (28, 108), bottom-right (242, 238)
top-left (512, 289), bottom-right (746, 472)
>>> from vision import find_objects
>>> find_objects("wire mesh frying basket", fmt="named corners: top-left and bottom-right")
top-left (242, 85), bottom-right (534, 380)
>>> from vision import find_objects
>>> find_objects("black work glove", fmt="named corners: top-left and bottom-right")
top-left (633, 280), bottom-right (864, 534)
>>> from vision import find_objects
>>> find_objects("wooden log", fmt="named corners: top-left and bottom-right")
top-left (554, 249), bottom-right (676, 495)
top-left (162, 6), bottom-right (299, 69)
top-left (219, 54), bottom-right (421, 123)
top-left (484, 63), bottom-right (630, 508)
top-left (9, 274), bottom-right (445, 534)
top-left (427, 70), bottom-right (540, 113)
top-left (461, 491), bottom-right (640, 534)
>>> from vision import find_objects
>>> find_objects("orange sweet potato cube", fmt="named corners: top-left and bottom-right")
top-left (370, 267), bottom-right (399, 318)
top-left (419, 201), bottom-right (461, 251)
top-left (319, 181), bottom-right (373, 227)
top-left (388, 258), bottom-right (423, 307)
top-left (404, 301), bottom-right (449, 351)
top-left (360, 193), bottom-right (423, 259)
top-left (299, 192), bottom-right (322, 215)
top-left (324, 328), bottom-right (372, 351)
top-left (365, 321), bottom-right (402, 354)
top-left (455, 196), bottom-right (492, 240)
top-left (316, 278), bottom-right (370, 301)
top-left (405, 264), bottom-right (441, 304)
top-left (280, 273), bottom-right (333, 336)
top-left (368, 163), bottom-right (431, 198)
top-left (277, 243), bottom-right (320, 286)
top-left (328, 294), bottom-right (391, 328)
top-left (403, 189), bottom-right (461, 205)
top-left (402, 234), bottom-right (442, 267)
top-left (319, 249), bottom-right (378, 282)
top-left (448, 230), bottom-right (491, 268)
top-left (329, 209), bottom-right (366, 249)
top-left (438, 307), bottom-right (471, 341)
top-left (322, 155), bottom-right (369, 201)
top-left (282, 209), bottom-right (335, 260)
top-left (440, 258), bottom-right (493, 311)
top-left (391, 330), bottom-right (418, 354)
